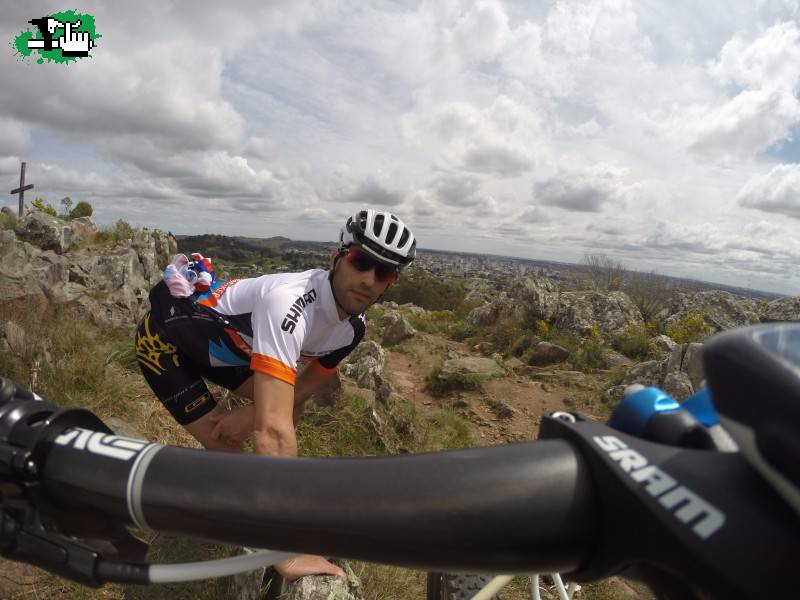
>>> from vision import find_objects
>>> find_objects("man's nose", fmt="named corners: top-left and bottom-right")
top-left (360, 265), bottom-right (377, 287)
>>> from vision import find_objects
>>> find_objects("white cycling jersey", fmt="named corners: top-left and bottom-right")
top-left (196, 269), bottom-right (365, 386)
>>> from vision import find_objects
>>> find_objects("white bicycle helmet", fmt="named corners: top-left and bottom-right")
top-left (339, 209), bottom-right (416, 269)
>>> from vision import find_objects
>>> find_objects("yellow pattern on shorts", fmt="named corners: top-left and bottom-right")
top-left (136, 314), bottom-right (181, 375)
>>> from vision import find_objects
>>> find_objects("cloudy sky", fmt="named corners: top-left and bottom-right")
top-left (3, 1), bottom-right (800, 295)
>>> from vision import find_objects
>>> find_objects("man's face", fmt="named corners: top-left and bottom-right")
top-left (330, 248), bottom-right (395, 316)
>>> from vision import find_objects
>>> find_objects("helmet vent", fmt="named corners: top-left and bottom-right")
top-left (398, 229), bottom-right (409, 247)
top-left (373, 213), bottom-right (385, 236)
top-left (386, 222), bottom-right (398, 245)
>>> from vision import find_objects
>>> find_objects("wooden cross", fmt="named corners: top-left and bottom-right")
top-left (10, 162), bottom-right (34, 217)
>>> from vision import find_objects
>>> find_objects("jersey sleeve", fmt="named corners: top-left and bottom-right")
top-left (250, 285), bottom-right (308, 386)
top-left (314, 315), bottom-right (366, 376)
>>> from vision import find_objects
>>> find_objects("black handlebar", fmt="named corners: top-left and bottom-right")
top-left (42, 435), bottom-right (596, 573)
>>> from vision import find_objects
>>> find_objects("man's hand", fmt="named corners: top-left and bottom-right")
top-left (209, 404), bottom-right (254, 447)
top-left (275, 555), bottom-right (348, 582)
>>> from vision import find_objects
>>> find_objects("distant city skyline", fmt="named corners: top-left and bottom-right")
top-left (3, 2), bottom-right (800, 296)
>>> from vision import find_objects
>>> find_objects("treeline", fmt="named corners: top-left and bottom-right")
top-left (382, 268), bottom-right (467, 311)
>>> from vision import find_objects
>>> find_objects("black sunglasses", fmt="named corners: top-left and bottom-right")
top-left (345, 248), bottom-right (398, 283)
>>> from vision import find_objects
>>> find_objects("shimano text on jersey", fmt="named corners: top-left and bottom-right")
top-left (281, 289), bottom-right (318, 334)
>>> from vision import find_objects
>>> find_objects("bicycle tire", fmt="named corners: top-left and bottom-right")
top-left (426, 572), bottom-right (500, 600)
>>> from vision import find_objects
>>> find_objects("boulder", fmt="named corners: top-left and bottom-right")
top-left (503, 357), bottom-right (525, 371)
top-left (3, 320), bottom-right (27, 356)
top-left (604, 349), bottom-right (632, 369)
top-left (400, 302), bottom-right (425, 316)
top-left (340, 341), bottom-right (393, 403)
top-left (15, 210), bottom-right (79, 253)
top-left (662, 371), bottom-right (694, 401)
top-left (526, 342), bottom-right (570, 366)
top-left (660, 291), bottom-right (760, 332)
top-left (621, 360), bottom-right (666, 388)
top-left (653, 334), bottom-right (677, 354)
top-left (506, 276), bottom-right (561, 322)
top-left (762, 297), bottom-right (800, 322)
top-left (682, 343), bottom-right (705, 390)
top-left (555, 290), bottom-right (643, 337)
top-left (378, 311), bottom-right (416, 345)
top-left (440, 357), bottom-right (505, 379)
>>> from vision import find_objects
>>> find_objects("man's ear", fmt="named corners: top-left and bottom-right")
top-left (328, 249), bottom-right (339, 269)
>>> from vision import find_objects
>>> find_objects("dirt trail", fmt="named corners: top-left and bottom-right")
top-left (384, 332), bottom-right (574, 445)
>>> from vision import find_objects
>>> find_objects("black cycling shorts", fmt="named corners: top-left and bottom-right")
top-left (135, 282), bottom-right (253, 425)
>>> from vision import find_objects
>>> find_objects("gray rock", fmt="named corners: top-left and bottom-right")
top-left (65, 216), bottom-right (97, 245)
top-left (343, 341), bottom-right (385, 370)
top-left (555, 290), bottom-right (643, 337)
top-left (0, 225), bottom-right (175, 327)
top-left (665, 344), bottom-right (684, 374)
top-left (622, 360), bottom-right (666, 388)
top-left (662, 371), bottom-right (694, 401)
top-left (15, 211), bottom-right (78, 253)
top-left (379, 311), bottom-right (416, 345)
top-left (604, 349), bottom-right (632, 369)
top-left (400, 302), bottom-right (425, 316)
top-left (653, 334), bottom-right (677, 354)
top-left (503, 357), bottom-right (525, 371)
top-left (441, 357), bottom-right (505, 378)
top-left (661, 290), bottom-right (760, 333)
top-left (683, 343), bottom-right (705, 390)
top-left (762, 297), bottom-right (800, 322)
top-left (3, 321), bottom-right (27, 356)
top-left (506, 276), bottom-right (561, 322)
top-left (527, 341), bottom-right (570, 366)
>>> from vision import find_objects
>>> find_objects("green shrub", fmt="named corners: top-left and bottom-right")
top-left (425, 367), bottom-right (483, 396)
top-left (31, 197), bottom-right (57, 216)
top-left (69, 201), bottom-right (93, 219)
top-left (382, 268), bottom-right (467, 311)
top-left (569, 337), bottom-right (608, 372)
top-left (0, 211), bottom-right (17, 230)
top-left (666, 313), bottom-right (714, 344)
top-left (614, 323), bottom-right (654, 360)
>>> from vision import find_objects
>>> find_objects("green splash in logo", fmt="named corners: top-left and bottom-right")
top-left (12, 10), bottom-right (100, 64)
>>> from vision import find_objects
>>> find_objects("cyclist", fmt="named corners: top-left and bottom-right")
top-left (134, 209), bottom-right (415, 581)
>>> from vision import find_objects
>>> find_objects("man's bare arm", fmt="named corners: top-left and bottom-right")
top-left (252, 371), bottom-right (297, 457)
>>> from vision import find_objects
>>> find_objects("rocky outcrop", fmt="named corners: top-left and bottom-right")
top-left (378, 311), bottom-right (416, 345)
top-left (14, 211), bottom-right (96, 253)
top-left (659, 291), bottom-right (760, 332)
top-left (340, 341), bottom-right (393, 403)
top-left (555, 290), bottom-right (643, 337)
top-left (761, 297), bottom-right (800, 322)
top-left (613, 341), bottom-right (705, 402)
top-left (0, 218), bottom-right (175, 327)
top-left (467, 276), bottom-right (559, 327)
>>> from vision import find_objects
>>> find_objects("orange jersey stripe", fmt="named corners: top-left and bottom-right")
top-left (251, 353), bottom-right (297, 386)
top-left (312, 360), bottom-right (337, 378)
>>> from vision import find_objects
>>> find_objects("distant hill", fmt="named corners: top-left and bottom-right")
top-left (176, 234), bottom-right (334, 262)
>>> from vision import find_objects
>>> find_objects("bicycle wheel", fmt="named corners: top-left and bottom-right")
top-left (426, 572), bottom-right (500, 600)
